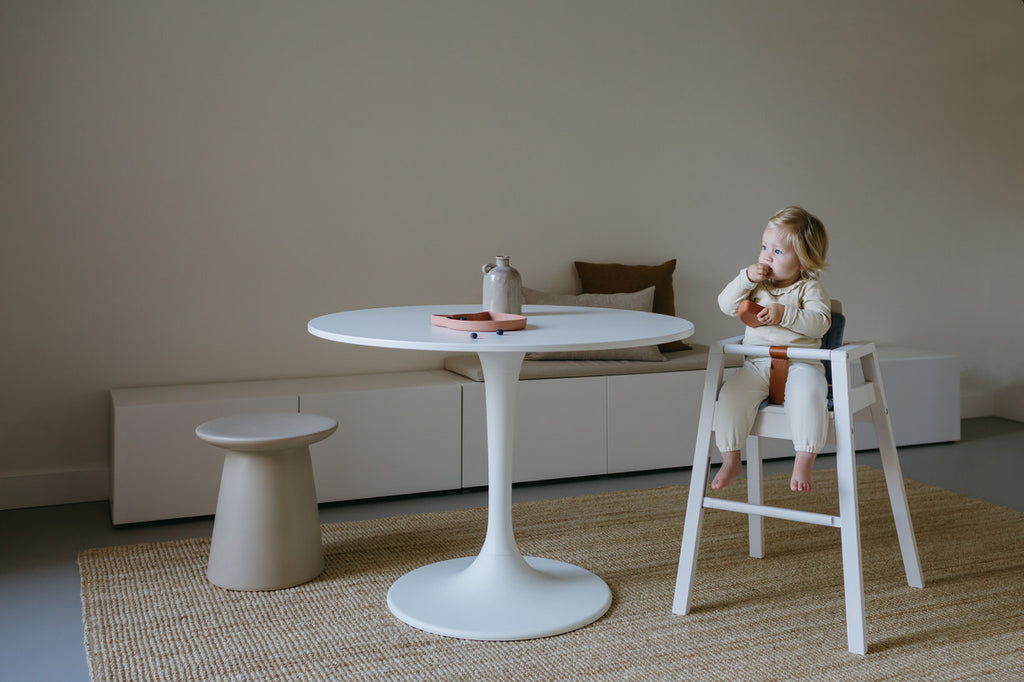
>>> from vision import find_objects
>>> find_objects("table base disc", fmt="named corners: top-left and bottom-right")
top-left (386, 555), bottom-right (611, 640)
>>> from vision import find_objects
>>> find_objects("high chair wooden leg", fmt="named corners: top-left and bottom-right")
top-left (862, 352), bottom-right (925, 589)
top-left (673, 429), bottom-right (713, 615)
top-left (672, 346), bottom-right (724, 616)
top-left (746, 435), bottom-right (764, 559)
top-left (832, 352), bottom-right (867, 654)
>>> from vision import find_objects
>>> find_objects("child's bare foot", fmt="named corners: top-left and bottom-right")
top-left (790, 451), bottom-right (817, 492)
top-left (711, 452), bottom-right (743, 489)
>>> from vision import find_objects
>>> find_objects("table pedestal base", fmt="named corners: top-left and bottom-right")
top-left (387, 554), bottom-right (611, 640)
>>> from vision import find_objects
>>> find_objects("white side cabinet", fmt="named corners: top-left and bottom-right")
top-left (461, 376), bottom-right (607, 487)
top-left (607, 369), bottom-right (707, 473)
top-left (458, 346), bottom-right (960, 481)
top-left (110, 346), bottom-right (959, 524)
top-left (301, 374), bottom-right (462, 502)
top-left (852, 347), bottom-right (960, 449)
top-left (460, 370), bottom-right (710, 485)
top-left (111, 382), bottom-right (301, 524)
top-left (110, 371), bottom-right (462, 524)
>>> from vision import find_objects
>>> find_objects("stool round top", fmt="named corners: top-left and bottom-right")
top-left (196, 413), bottom-right (338, 452)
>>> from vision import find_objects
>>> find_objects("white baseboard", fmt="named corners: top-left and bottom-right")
top-left (0, 466), bottom-right (109, 511)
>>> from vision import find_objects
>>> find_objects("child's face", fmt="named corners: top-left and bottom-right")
top-left (758, 224), bottom-right (801, 287)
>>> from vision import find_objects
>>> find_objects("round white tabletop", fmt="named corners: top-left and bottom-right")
top-left (308, 304), bottom-right (694, 641)
top-left (308, 304), bottom-right (694, 353)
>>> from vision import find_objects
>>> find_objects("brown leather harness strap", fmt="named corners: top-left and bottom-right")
top-left (768, 346), bottom-right (789, 405)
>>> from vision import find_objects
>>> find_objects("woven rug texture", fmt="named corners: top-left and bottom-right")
top-left (79, 466), bottom-right (1024, 680)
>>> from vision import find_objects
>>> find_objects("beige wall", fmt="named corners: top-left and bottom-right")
top-left (1, 1), bottom-right (1021, 504)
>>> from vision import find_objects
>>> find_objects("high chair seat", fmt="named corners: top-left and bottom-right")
top-left (672, 302), bottom-right (924, 655)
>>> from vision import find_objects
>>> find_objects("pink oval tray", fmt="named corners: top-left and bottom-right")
top-left (431, 312), bottom-right (528, 332)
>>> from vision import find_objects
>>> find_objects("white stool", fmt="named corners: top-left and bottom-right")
top-left (196, 412), bottom-right (337, 591)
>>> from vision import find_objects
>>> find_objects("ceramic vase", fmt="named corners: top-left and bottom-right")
top-left (482, 256), bottom-right (523, 315)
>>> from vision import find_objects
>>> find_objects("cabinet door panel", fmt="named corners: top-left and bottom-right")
top-left (112, 395), bottom-right (297, 524)
top-left (608, 371), bottom-right (704, 472)
top-left (462, 377), bottom-right (607, 487)
top-left (303, 383), bottom-right (462, 501)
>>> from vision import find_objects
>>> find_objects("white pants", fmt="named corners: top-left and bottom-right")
top-left (713, 358), bottom-right (829, 454)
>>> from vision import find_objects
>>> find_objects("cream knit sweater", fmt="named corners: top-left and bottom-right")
top-left (718, 269), bottom-right (831, 349)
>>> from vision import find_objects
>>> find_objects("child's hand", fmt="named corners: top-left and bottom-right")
top-left (757, 303), bottom-right (784, 326)
top-left (746, 263), bottom-right (771, 282)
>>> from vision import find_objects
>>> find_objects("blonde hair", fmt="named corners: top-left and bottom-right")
top-left (768, 206), bottom-right (829, 280)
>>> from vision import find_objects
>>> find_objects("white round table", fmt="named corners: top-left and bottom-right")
top-left (308, 304), bottom-right (694, 640)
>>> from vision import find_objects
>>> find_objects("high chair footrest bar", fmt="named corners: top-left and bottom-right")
top-left (703, 498), bottom-right (841, 528)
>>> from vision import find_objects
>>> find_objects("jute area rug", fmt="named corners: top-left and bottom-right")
top-left (80, 466), bottom-right (1024, 681)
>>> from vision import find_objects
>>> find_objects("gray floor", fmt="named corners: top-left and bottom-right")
top-left (1, 417), bottom-right (1021, 681)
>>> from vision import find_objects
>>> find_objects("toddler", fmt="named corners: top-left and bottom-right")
top-left (712, 206), bottom-right (831, 492)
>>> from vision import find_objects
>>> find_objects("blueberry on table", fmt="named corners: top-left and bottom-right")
top-left (470, 332), bottom-right (478, 339)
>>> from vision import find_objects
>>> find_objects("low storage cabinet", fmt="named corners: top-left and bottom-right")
top-left (110, 371), bottom-right (462, 525)
top-left (109, 346), bottom-right (958, 524)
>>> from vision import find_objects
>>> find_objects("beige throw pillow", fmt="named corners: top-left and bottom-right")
top-left (522, 286), bottom-right (667, 361)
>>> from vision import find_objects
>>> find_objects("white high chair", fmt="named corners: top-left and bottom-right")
top-left (672, 302), bottom-right (924, 655)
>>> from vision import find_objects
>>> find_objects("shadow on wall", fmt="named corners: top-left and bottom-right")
top-left (995, 383), bottom-right (1024, 423)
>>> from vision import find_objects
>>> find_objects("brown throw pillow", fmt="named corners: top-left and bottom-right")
top-left (574, 259), bottom-right (690, 352)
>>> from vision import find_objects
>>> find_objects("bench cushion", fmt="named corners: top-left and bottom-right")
top-left (444, 343), bottom-right (740, 381)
